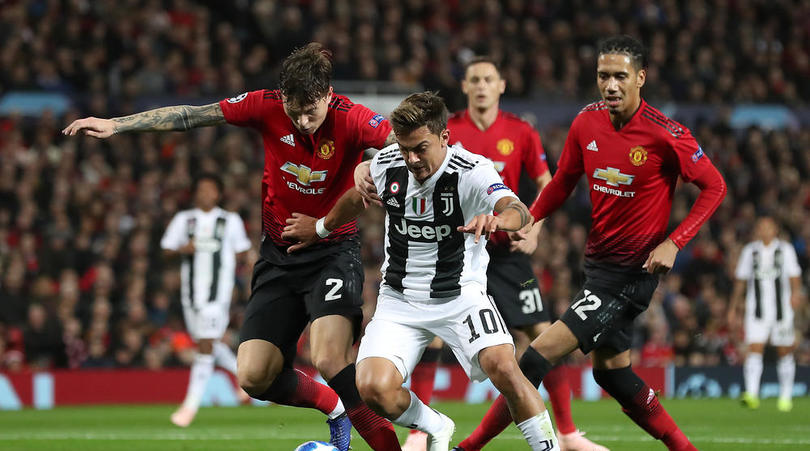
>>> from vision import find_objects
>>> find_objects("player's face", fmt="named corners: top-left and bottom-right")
top-left (283, 89), bottom-right (333, 135)
top-left (755, 218), bottom-right (778, 242)
top-left (597, 53), bottom-right (646, 118)
top-left (397, 125), bottom-right (450, 183)
top-left (195, 179), bottom-right (220, 211)
top-left (462, 62), bottom-right (505, 111)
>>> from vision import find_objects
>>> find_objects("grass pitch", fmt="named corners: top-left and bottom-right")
top-left (0, 398), bottom-right (807, 450)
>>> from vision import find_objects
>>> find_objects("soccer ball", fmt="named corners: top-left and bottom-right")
top-left (294, 441), bottom-right (338, 451)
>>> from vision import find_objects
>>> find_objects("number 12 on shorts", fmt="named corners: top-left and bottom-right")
top-left (571, 289), bottom-right (602, 320)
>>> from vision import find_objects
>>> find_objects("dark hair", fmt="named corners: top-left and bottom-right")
top-left (279, 42), bottom-right (333, 106)
top-left (597, 35), bottom-right (648, 70)
top-left (390, 91), bottom-right (449, 136)
top-left (193, 172), bottom-right (223, 194)
top-left (464, 56), bottom-right (502, 78)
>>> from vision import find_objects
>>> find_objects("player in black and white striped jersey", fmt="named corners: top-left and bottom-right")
top-left (161, 173), bottom-right (252, 427)
top-left (729, 216), bottom-right (804, 412)
top-left (284, 92), bottom-right (560, 451)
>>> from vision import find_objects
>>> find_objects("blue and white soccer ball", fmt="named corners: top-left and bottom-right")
top-left (294, 441), bottom-right (338, 451)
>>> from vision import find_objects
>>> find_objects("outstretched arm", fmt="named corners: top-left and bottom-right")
top-left (281, 189), bottom-right (368, 253)
top-left (62, 103), bottom-right (226, 138)
top-left (459, 196), bottom-right (532, 244)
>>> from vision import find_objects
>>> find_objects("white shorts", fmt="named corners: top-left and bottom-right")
top-left (182, 302), bottom-right (230, 341)
top-left (745, 315), bottom-right (795, 347)
top-left (357, 284), bottom-right (513, 383)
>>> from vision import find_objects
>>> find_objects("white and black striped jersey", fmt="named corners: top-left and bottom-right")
top-left (161, 207), bottom-right (252, 308)
top-left (735, 239), bottom-right (801, 322)
top-left (371, 143), bottom-right (516, 301)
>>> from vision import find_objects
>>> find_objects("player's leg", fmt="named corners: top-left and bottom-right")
top-left (237, 260), bottom-right (344, 419)
top-left (402, 336), bottom-right (443, 451)
top-left (477, 343), bottom-right (559, 451)
top-left (742, 314), bottom-right (768, 409)
top-left (591, 348), bottom-right (696, 451)
top-left (171, 334), bottom-right (216, 427)
top-left (455, 320), bottom-right (578, 451)
top-left (773, 319), bottom-right (796, 412)
top-left (355, 299), bottom-right (447, 450)
top-left (307, 244), bottom-right (401, 451)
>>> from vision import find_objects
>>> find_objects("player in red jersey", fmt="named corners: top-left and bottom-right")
top-left (388, 57), bottom-right (606, 451)
top-left (450, 36), bottom-right (727, 451)
top-left (62, 43), bottom-right (401, 451)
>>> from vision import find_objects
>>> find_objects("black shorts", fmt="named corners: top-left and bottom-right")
top-left (239, 237), bottom-right (365, 366)
top-left (561, 261), bottom-right (659, 354)
top-left (487, 254), bottom-right (550, 329)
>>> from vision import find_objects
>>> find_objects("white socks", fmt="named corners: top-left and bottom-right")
top-left (516, 411), bottom-right (560, 451)
top-left (777, 354), bottom-right (795, 401)
top-left (393, 390), bottom-right (445, 434)
top-left (327, 398), bottom-right (346, 420)
top-left (744, 352), bottom-right (763, 397)
top-left (213, 341), bottom-right (238, 375)
top-left (182, 353), bottom-right (215, 411)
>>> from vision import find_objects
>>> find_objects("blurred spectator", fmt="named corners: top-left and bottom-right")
top-left (0, 0), bottom-right (807, 370)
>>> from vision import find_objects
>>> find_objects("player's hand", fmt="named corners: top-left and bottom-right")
top-left (178, 242), bottom-right (195, 255)
top-left (509, 227), bottom-right (538, 255)
top-left (281, 213), bottom-right (319, 253)
top-left (643, 238), bottom-right (679, 274)
top-left (62, 117), bottom-right (117, 138)
top-left (458, 214), bottom-right (500, 244)
top-left (790, 292), bottom-right (802, 310)
top-left (354, 161), bottom-right (381, 207)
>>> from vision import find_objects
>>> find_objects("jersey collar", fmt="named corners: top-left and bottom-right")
top-left (604, 98), bottom-right (646, 132)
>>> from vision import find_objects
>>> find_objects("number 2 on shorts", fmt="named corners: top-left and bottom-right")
top-left (324, 278), bottom-right (343, 301)
top-left (571, 289), bottom-right (602, 320)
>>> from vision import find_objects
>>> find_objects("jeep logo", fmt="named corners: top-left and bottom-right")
top-left (393, 218), bottom-right (452, 242)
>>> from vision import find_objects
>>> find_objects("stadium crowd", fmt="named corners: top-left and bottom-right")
top-left (0, 0), bottom-right (809, 372)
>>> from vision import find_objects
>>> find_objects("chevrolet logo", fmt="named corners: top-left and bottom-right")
top-left (593, 167), bottom-right (634, 187)
top-left (280, 162), bottom-right (327, 186)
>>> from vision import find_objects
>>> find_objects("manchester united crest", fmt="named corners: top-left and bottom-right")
top-left (317, 139), bottom-right (335, 160)
top-left (496, 139), bottom-right (514, 156)
top-left (629, 146), bottom-right (648, 166)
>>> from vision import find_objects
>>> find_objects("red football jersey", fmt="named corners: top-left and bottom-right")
top-left (448, 109), bottom-right (549, 248)
top-left (531, 99), bottom-right (721, 267)
top-left (447, 109), bottom-right (548, 190)
top-left (219, 90), bottom-right (391, 245)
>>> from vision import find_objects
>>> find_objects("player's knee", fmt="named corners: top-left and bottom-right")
top-left (237, 363), bottom-right (278, 396)
top-left (355, 368), bottom-right (397, 411)
top-left (312, 353), bottom-right (349, 381)
top-left (480, 350), bottom-right (521, 389)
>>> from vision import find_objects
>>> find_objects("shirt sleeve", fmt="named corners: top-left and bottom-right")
top-left (521, 126), bottom-right (549, 179)
top-left (668, 127), bottom-right (715, 183)
top-left (228, 213), bottom-right (252, 253)
top-left (347, 103), bottom-right (392, 150)
top-left (735, 245), bottom-right (753, 280)
top-left (160, 213), bottom-right (188, 251)
top-left (464, 160), bottom-right (517, 215)
top-left (529, 117), bottom-right (584, 220)
top-left (369, 144), bottom-right (398, 193)
top-left (784, 243), bottom-right (802, 278)
top-left (218, 90), bottom-right (269, 129)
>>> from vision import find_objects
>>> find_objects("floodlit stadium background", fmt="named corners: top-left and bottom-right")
top-left (1, 0), bottom-right (809, 409)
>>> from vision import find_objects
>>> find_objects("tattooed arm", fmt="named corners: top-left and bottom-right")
top-left (382, 129), bottom-right (397, 147)
top-left (62, 103), bottom-right (226, 138)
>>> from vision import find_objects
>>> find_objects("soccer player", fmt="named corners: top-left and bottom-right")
top-left (161, 173), bottom-right (252, 427)
top-left (728, 216), bottom-right (803, 412)
top-left (449, 35), bottom-right (727, 451)
top-left (284, 92), bottom-right (560, 451)
top-left (395, 57), bottom-right (607, 451)
top-left (63, 43), bottom-right (400, 451)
